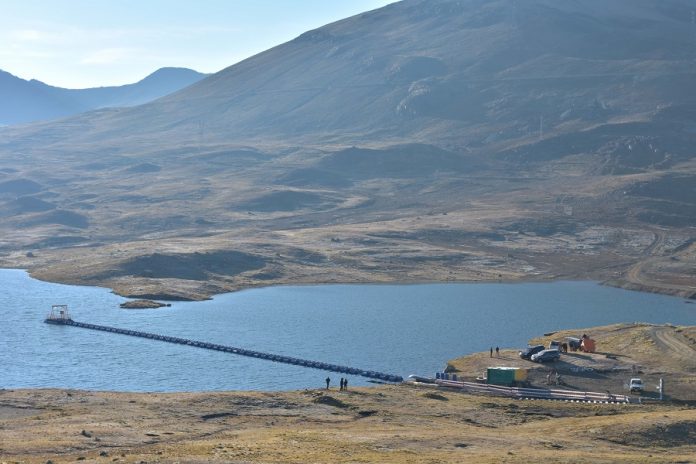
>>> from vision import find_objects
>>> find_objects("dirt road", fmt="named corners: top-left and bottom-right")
top-left (649, 326), bottom-right (696, 371)
top-left (622, 234), bottom-right (696, 299)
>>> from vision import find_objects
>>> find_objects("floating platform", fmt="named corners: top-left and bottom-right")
top-left (44, 310), bottom-right (402, 383)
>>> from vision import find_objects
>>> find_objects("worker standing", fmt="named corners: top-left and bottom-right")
top-left (325, 376), bottom-right (331, 390)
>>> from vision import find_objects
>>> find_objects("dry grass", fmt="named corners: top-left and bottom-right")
top-left (0, 139), bottom-right (694, 302)
top-left (1, 386), bottom-right (695, 463)
top-left (449, 323), bottom-right (696, 401)
top-left (2, 324), bottom-right (695, 463)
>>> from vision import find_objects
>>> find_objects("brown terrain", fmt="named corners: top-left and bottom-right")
top-left (448, 323), bottom-right (696, 402)
top-left (2, 2), bottom-right (695, 462)
top-left (0, 0), bottom-right (694, 301)
top-left (2, 323), bottom-right (694, 463)
top-left (0, 156), bottom-right (694, 302)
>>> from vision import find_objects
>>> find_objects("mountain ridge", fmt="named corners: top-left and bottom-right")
top-left (4, 0), bottom-right (696, 150)
top-left (0, 67), bottom-right (208, 126)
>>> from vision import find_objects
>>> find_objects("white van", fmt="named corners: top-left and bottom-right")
top-left (629, 378), bottom-right (644, 393)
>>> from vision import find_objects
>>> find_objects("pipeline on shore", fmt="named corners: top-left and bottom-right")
top-left (45, 314), bottom-right (403, 383)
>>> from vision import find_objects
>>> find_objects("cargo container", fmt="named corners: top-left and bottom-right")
top-left (514, 368), bottom-right (528, 382)
top-left (487, 367), bottom-right (528, 386)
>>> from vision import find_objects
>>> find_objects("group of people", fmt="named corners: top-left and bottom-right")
top-left (489, 346), bottom-right (500, 357)
top-left (324, 376), bottom-right (349, 391)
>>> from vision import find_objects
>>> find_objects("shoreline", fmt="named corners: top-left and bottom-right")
top-left (2, 322), bottom-right (695, 462)
top-left (4, 269), bottom-right (694, 394)
top-left (8, 322), bottom-right (694, 397)
top-left (4, 322), bottom-right (695, 397)
top-left (18, 265), bottom-right (696, 303)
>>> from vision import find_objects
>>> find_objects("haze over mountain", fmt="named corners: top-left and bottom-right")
top-left (0, 67), bottom-right (207, 126)
top-left (4, 0), bottom-right (696, 148)
top-left (0, 0), bottom-right (694, 301)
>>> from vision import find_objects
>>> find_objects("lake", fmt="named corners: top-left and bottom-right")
top-left (1, 269), bottom-right (694, 391)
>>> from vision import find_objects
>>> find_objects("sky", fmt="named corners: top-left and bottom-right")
top-left (0, 0), bottom-right (393, 89)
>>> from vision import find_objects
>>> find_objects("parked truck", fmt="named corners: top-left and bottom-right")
top-left (565, 336), bottom-right (582, 351)
top-left (629, 378), bottom-right (644, 393)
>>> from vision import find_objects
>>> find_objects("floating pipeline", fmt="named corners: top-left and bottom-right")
top-left (45, 317), bottom-right (403, 383)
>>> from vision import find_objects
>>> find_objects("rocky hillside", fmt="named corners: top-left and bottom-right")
top-left (0, 0), bottom-right (694, 300)
top-left (3, 0), bottom-right (696, 147)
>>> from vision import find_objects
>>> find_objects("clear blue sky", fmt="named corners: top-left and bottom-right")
top-left (0, 0), bottom-right (393, 88)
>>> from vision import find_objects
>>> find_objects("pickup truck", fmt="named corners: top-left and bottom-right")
top-left (629, 378), bottom-right (644, 393)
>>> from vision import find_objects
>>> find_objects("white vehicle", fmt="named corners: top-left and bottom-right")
top-left (629, 378), bottom-right (644, 393)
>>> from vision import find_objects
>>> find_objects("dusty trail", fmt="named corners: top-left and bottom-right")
top-left (649, 326), bottom-right (696, 371)
top-left (623, 233), bottom-right (696, 298)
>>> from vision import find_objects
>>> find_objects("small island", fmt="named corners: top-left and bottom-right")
top-left (119, 299), bottom-right (171, 309)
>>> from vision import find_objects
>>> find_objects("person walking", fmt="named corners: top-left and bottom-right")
top-left (325, 376), bottom-right (330, 390)
top-left (343, 378), bottom-right (348, 391)
top-left (490, 347), bottom-right (493, 358)
top-left (495, 346), bottom-right (499, 357)
top-left (339, 378), bottom-right (344, 391)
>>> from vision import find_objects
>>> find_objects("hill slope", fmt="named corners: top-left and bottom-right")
top-left (3, 0), bottom-right (696, 147)
top-left (0, 67), bottom-right (207, 126)
top-left (0, 0), bottom-right (694, 300)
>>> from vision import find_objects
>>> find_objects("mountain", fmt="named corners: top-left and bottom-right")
top-left (4, 0), bottom-right (696, 149)
top-left (0, 69), bottom-right (86, 126)
top-left (0, 67), bottom-right (208, 126)
top-left (0, 0), bottom-right (694, 301)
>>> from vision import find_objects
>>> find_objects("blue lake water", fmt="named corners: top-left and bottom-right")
top-left (1, 269), bottom-right (694, 392)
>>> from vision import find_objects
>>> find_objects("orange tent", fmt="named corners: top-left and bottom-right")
top-left (581, 337), bottom-right (595, 353)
